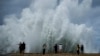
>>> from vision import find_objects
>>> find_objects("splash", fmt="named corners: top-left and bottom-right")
top-left (0, 0), bottom-right (99, 53)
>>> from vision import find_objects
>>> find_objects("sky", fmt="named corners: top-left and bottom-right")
top-left (0, 0), bottom-right (100, 25)
top-left (0, 0), bottom-right (100, 53)
top-left (0, 0), bottom-right (31, 24)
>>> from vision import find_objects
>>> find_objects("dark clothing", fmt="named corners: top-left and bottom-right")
top-left (19, 42), bottom-right (26, 54)
top-left (22, 42), bottom-right (26, 52)
top-left (77, 44), bottom-right (80, 55)
top-left (43, 44), bottom-right (46, 55)
top-left (77, 50), bottom-right (80, 55)
top-left (54, 44), bottom-right (58, 54)
top-left (81, 45), bottom-right (84, 53)
top-left (43, 49), bottom-right (46, 55)
top-left (19, 43), bottom-right (22, 53)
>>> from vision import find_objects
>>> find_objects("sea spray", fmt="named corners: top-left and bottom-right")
top-left (0, 0), bottom-right (99, 53)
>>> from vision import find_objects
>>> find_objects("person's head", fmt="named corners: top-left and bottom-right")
top-left (23, 42), bottom-right (25, 44)
top-left (43, 43), bottom-right (46, 46)
top-left (77, 44), bottom-right (79, 47)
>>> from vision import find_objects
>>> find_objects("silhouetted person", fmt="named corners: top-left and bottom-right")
top-left (77, 44), bottom-right (80, 55)
top-left (43, 44), bottom-right (47, 55)
top-left (22, 42), bottom-right (26, 53)
top-left (81, 44), bottom-right (84, 54)
top-left (54, 44), bottom-right (58, 54)
top-left (19, 42), bottom-right (22, 54)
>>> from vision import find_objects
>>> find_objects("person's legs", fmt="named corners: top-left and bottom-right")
top-left (56, 49), bottom-right (57, 53)
top-left (21, 50), bottom-right (24, 56)
top-left (20, 49), bottom-right (22, 54)
top-left (44, 49), bottom-right (45, 54)
top-left (55, 49), bottom-right (57, 54)
top-left (19, 47), bottom-right (21, 54)
top-left (43, 49), bottom-right (45, 55)
top-left (23, 50), bottom-right (24, 54)
top-left (19, 49), bottom-right (21, 54)
top-left (77, 50), bottom-right (79, 55)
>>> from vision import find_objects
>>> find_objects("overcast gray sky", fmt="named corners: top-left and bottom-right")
top-left (0, 0), bottom-right (31, 24)
top-left (0, 0), bottom-right (100, 25)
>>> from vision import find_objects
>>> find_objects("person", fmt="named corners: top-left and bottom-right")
top-left (22, 42), bottom-right (26, 54)
top-left (19, 42), bottom-right (22, 54)
top-left (77, 44), bottom-right (80, 55)
top-left (58, 44), bottom-right (62, 53)
top-left (43, 43), bottom-right (47, 55)
top-left (81, 44), bottom-right (84, 54)
top-left (54, 44), bottom-right (58, 54)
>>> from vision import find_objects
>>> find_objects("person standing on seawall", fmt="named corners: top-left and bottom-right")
top-left (80, 44), bottom-right (84, 54)
top-left (54, 44), bottom-right (58, 54)
top-left (19, 42), bottom-right (22, 54)
top-left (43, 43), bottom-right (47, 55)
top-left (22, 42), bottom-right (26, 54)
top-left (58, 44), bottom-right (62, 53)
top-left (77, 44), bottom-right (80, 55)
